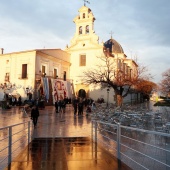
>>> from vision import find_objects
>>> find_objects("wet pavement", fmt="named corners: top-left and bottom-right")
top-left (0, 105), bottom-right (131, 170)
top-left (4, 137), bottom-right (131, 170)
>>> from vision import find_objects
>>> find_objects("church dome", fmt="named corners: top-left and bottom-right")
top-left (104, 38), bottom-right (124, 54)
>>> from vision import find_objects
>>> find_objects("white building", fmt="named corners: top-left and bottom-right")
top-left (0, 49), bottom-right (71, 105)
top-left (66, 5), bottom-right (138, 104)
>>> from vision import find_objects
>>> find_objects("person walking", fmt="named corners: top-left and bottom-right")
top-left (72, 97), bottom-right (78, 117)
top-left (86, 105), bottom-right (92, 116)
top-left (78, 101), bottom-right (83, 116)
top-left (57, 100), bottom-right (62, 113)
top-left (31, 106), bottom-right (39, 127)
top-left (92, 101), bottom-right (96, 111)
top-left (55, 100), bottom-right (58, 113)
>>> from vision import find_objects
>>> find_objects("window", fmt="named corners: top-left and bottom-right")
top-left (42, 65), bottom-right (46, 74)
top-left (83, 13), bottom-right (85, 18)
top-left (86, 25), bottom-right (89, 34)
top-left (123, 63), bottom-right (126, 73)
top-left (22, 64), bottom-right (27, 79)
top-left (80, 55), bottom-right (86, 66)
top-left (63, 71), bottom-right (66, 81)
top-left (126, 66), bottom-right (130, 79)
top-left (79, 26), bottom-right (82, 34)
top-left (118, 59), bottom-right (121, 69)
top-left (54, 68), bottom-right (58, 78)
top-left (5, 73), bottom-right (10, 82)
top-left (129, 69), bottom-right (132, 79)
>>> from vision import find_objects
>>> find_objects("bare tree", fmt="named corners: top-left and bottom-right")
top-left (82, 54), bottom-right (152, 106)
top-left (159, 68), bottom-right (170, 96)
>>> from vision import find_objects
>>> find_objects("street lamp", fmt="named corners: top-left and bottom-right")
top-left (106, 85), bottom-right (110, 107)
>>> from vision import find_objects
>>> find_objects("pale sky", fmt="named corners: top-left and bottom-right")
top-left (0, 0), bottom-right (170, 83)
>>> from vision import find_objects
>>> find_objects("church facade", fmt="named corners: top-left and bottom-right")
top-left (66, 5), bottom-right (139, 104)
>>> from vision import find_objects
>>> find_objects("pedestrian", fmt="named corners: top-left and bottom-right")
top-left (57, 100), bottom-right (62, 113)
top-left (61, 99), bottom-right (66, 113)
top-left (12, 96), bottom-right (16, 106)
top-left (86, 105), bottom-right (91, 116)
top-left (92, 101), bottom-right (96, 111)
top-left (31, 106), bottom-right (39, 127)
top-left (55, 100), bottom-right (58, 113)
top-left (72, 97), bottom-right (78, 117)
top-left (78, 101), bottom-right (83, 116)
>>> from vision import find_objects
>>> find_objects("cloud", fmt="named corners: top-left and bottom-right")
top-left (0, 0), bottom-right (170, 83)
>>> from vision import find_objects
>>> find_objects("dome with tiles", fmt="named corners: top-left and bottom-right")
top-left (104, 38), bottom-right (124, 54)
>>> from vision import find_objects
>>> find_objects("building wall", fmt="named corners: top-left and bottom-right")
top-left (0, 51), bottom-right (36, 100)
top-left (0, 49), bottom-right (71, 103)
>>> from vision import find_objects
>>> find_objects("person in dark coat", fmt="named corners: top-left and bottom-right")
top-left (57, 100), bottom-right (62, 113)
top-left (72, 97), bottom-right (78, 117)
top-left (61, 99), bottom-right (66, 113)
top-left (31, 106), bottom-right (39, 127)
top-left (55, 101), bottom-right (58, 113)
top-left (78, 101), bottom-right (83, 116)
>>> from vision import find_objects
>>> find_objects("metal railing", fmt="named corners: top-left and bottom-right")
top-left (0, 121), bottom-right (33, 170)
top-left (92, 120), bottom-right (170, 170)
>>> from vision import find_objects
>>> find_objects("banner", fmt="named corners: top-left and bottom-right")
top-left (51, 79), bottom-right (73, 103)
top-left (41, 77), bottom-right (49, 101)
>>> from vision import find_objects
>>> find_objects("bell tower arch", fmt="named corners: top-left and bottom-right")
top-left (67, 5), bottom-right (100, 47)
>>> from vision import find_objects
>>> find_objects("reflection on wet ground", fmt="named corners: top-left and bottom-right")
top-left (1, 105), bottom-right (131, 170)
top-left (5, 137), bottom-right (131, 170)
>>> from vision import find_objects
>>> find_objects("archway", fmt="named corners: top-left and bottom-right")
top-left (78, 89), bottom-right (86, 99)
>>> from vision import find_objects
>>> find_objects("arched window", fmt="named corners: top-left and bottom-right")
top-left (79, 26), bottom-right (82, 34)
top-left (86, 25), bottom-right (89, 34)
top-left (83, 13), bottom-right (85, 18)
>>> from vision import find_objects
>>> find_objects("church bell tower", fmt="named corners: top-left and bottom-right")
top-left (67, 5), bottom-right (100, 48)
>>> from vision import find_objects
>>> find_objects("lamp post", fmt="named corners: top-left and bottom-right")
top-left (106, 85), bottom-right (110, 108)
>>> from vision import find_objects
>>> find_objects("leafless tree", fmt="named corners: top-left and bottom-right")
top-left (159, 68), bottom-right (170, 96)
top-left (82, 54), bottom-right (152, 106)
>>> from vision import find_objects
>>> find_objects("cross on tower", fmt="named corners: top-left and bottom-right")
top-left (109, 31), bottom-right (114, 39)
top-left (83, 0), bottom-right (90, 6)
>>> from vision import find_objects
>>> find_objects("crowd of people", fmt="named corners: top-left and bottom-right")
top-left (55, 98), bottom-right (67, 113)
top-left (30, 96), bottom-right (97, 128)
top-left (54, 97), bottom-right (96, 117)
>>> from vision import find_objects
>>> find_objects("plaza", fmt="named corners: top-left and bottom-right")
top-left (0, 102), bottom-right (170, 170)
top-left (0, 104), bottom-right (131, 170)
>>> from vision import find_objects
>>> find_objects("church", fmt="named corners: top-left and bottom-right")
top-left (0, 4), bottom-right (138, 105)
